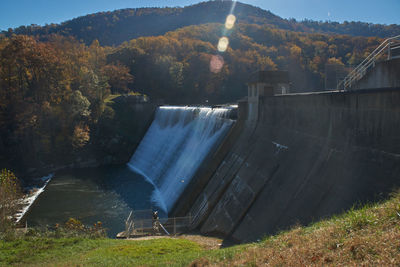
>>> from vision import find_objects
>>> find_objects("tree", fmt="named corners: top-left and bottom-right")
top-left (0, 169), bottom-right (21, 232)
top-left (68, 90), bottom-right (91, 119)
top-left (101, 63), bottom-right (134, 94)
top-left (72, 124), bottom-right (90, 149)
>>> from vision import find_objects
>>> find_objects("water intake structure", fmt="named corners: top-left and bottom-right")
top-left (128, 106), bottom-right (235, 214)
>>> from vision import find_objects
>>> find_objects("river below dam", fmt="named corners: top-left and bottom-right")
top-left (24, 105), bottom-right (235, 237)
top-left (24, 165), bottom-right (164, 237)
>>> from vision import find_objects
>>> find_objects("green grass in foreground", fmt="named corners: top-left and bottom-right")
top-left (0, 238), bottom-right (204, 267)
top-left (1, 190), bottom-right (400, 266)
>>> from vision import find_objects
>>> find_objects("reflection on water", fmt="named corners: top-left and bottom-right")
top-left (24, 165), bottom-right (162, 237)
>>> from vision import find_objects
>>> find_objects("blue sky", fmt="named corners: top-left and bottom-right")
top-left (0, 0), bottom-right (399, 31)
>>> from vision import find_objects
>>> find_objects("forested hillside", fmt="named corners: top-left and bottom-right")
top-left (2, 1), bottom-right (399, 46)
top-left (0, 35), bottom-right (133, 175)
top-left (105, 23), bottom-right (381, 103)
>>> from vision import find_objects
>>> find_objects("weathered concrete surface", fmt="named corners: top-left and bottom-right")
top-left (170, 102), bottom-right (247, 217)
top-left (186, 118), bottom-right (258, 230)
top-left (185, 88), bottom-right (400, 243)
top-left (352, 58), bottom-right (400, 90)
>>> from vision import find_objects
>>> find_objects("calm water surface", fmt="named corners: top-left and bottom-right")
top-left (25, 165), bottom-right (165, 237)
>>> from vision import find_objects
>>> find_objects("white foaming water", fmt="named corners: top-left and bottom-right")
top-left (128, 106), bottom-right (234, 213)
top-left (15, 174), bottom-right (54, 223)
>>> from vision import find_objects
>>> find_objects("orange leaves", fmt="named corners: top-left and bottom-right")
top-left (290, 44), bottom-right (302, 58)
top-left (0, 169), bottom-right (20, 197)
top-left (0, 169), bottom-right (21, 226)
top-left (101, 63), bottom-right (133, 94)
top-left (72, 124), bottom-right (90, 149)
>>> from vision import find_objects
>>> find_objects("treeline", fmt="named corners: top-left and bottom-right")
top-left (0, 35), bottom-right (132, 172)
top-left (2, 1), bottom-right (399, 46)
top-left (106, 23), bottom-right (381, 103)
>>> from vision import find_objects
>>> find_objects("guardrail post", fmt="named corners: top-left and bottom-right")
top-left (173, 217), bottom-right (176, 235)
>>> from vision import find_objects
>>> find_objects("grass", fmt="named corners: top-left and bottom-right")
top-left (1, 191), bottom-right (400, 266)
top-left (0, 238), bottom-right (203, 267)
top-left (192, 190), bottom-right (400, 266)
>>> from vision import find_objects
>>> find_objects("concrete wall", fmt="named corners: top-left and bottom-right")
top-left (170, 102), bottom-right (247, 217)
top-left (182, 88), bottom-right (400, 243)
top-left (352, 58), bottom-right (400, 90)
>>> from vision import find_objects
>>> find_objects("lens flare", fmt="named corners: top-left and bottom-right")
top-left (225, 14), bottom-right (236, 30)
top-left (210, 55), bottom-right (224, 73)
top-left (229, 1), bottom-right (237, 15)
top-left (217, 37), bottom-right (229, 52)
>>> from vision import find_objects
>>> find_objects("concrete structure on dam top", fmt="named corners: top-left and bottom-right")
top-left (171, 56), bottom-right (400, 243)
top-left (247, 71), bottom-right (290, 121)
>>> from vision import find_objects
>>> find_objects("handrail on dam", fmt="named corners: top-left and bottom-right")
top-left (117, 209), bottom-right (193, 238)
top-left (337, 35), bottom-right (400, 90)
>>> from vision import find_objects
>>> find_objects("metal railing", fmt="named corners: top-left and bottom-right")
top-left (122, 209), bottom-right (193, 238)
top-left (337, 35), bottom-right (400, 90)
top-left (130, 216), bottom-right (192, 236)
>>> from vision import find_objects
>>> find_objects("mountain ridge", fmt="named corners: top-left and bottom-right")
top-left (2, 1), bottom-right (400, 46)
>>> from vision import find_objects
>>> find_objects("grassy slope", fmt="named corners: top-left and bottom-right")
top-left (1, 191), bottom-right (399, 266)
top-left (195, 191), bottom-right (400, 266)
top-left (0, 238), bottom-right (204, 267)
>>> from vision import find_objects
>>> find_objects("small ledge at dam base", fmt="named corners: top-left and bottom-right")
top-left (172, 87), bottom-right (400, 244)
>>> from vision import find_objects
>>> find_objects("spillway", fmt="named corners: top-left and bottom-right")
top-left (127, 106), bottom-right (235, 213)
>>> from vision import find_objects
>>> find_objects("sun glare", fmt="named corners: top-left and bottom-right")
top-left (225, 14), bottom-right (236, 30)
top-left (210, 55), bottom-right (224, 73)
top-left (210, 1), bottom-right (237, 72)
top-left (217, 37), bottom-right (229, 52)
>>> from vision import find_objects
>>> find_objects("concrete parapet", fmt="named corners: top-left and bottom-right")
top-left (351, 58), bottom-right (400, 90)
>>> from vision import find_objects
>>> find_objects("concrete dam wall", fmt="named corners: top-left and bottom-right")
top-left (352, 58), bottom-right (400, 90)
top-left (176, 88), bottom-right (400, 243)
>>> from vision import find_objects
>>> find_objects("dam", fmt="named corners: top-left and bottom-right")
top-left (166, 57), bottom-right (400, 242)
top-left (178, 87), bottom-right (400, 242)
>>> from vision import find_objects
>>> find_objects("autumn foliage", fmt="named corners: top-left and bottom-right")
top-left (0, 35), bottom-right (129, 170)
top-left (0, 169), bottom-right (21, 231)
top-left (0, 20), bottom-right (387, 175)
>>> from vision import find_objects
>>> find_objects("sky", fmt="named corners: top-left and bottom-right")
top-left (0, 0), bottom-right (399, 31)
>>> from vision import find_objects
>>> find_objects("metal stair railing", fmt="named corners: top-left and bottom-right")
top-left (121, 209), bottom-right (194, 238)
top-left (337, 35), bottom-right (400, 90)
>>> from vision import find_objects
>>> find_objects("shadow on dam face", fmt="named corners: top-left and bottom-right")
top-left (174, 87), bottom-right (400, 244)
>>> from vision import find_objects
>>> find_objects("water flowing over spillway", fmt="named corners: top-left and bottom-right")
top-left (128, 106), bottom-right (235, 213)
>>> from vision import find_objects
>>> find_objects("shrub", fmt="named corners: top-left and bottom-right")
top-left (0, 169), bottom-right (21, 233)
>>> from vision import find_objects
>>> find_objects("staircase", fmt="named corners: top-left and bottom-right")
top-left (337, 35), bottom-right (400, 90)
